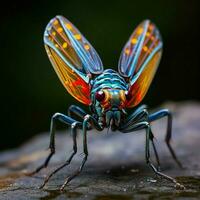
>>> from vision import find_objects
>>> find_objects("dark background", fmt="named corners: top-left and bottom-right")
top-left (1, 0), bottom-right (199, 150)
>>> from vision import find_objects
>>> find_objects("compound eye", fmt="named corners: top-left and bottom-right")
top-left (125, 91), bottom-right (132, 101)
top-left (95, 90), bottom-right (105, 102)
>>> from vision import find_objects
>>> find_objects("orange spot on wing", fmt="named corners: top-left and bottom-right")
top-left (66, 23), bottom-right (72, 30)
top-left (146, 32), bottom-right (150, 37)
top-left (143, 46), bottom-right (148, 52)
top-left (74, 34), bottom-right (81, 40)
top-left (53, 20), bottom-right (58, 25)
top-left (137, 27), bottom-right (143, 35)
top-left (84, 44), bottom-right (90, 50)
top-left (131, 38), bottom-right (138, 44)
top-left (149, 24), bottom-right (154, 31)
top-left (125, 48), bottom-right (130, 55)
top-left (151, 36), bottom-right (155, 41)
top-left (57, 27), bottom-right (63, 33)
top-left (62, 42), bottom-right (68, 48)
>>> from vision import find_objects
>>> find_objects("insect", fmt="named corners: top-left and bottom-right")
top-left (29, 16), bottom-right (184, 190)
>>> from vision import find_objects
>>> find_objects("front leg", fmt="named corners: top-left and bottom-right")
top-left (68, 105), bottom-right (88, 120)
top-left (60, 115), bottom-right (103, 191)
top-left (39, 121), bottom-right (80, 189)
top-left (119, 104), bottom-right (148, 130)
top-left (27, 112), bottom-right (81, 176)
top-left (68, 105), bottom-right (93, 129)
top-left (119, 105), bottom-right (161, 170)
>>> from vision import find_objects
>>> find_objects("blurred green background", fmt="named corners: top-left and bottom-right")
top-left (1, 0), bottom-right (199, 150)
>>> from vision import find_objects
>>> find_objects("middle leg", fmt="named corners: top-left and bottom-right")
top-left (60, 114), bottom-right (103, 191)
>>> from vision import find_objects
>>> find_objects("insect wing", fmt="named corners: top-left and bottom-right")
top-left (44, 16), bottom-right (104, 105)
top-left (126, 49), bottom-right (162, 107)
top-left (118, 20), bottom-right (163, 107)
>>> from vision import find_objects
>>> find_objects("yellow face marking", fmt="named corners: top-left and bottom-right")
top-left (125, 48), bottom-right (130, 55)
top-left (62, 42), bottom-right (68, 48)
top-left (99, 89), bottom-right (110, 108)
top-left (137, 27), bottom-right (143, 35)
top-left (53, 20), bottom-right (58, 25)
top-left (84, 44), bottom-right (90, 50)
top-left (131, 38), bottom-right (138, 44)
top-left (52, 31), bottom-right (56, 36)
top-left (143, 46), bottom-right (148, 52)
top-left (57, 27), bottom-right (63, 33)
top-left (119, 90), bottom-right (126, 102)
top-left (74, 34), bottom-right (81, 40)
top-left (66, 23), bottom-right (72, 30)
top-left (55, 44), bottom-right (59, 48)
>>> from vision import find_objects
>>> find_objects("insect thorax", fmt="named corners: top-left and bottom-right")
top-left (91, 69), bottom-right (128, 94)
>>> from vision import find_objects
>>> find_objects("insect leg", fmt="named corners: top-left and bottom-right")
top-left (149, 109), bottom-right (183, 168)
top-left (28, 113), bottom-right (81, 175)
top-left (68, 105), bottom-right (92, 129)
top-left (119, 104), bottom-right (148, 130)
top-left (121, 122), bottom-right (184, 188)
top-left (150, 131), bottom-right (161, 171)
top-left (60, 115), bottom-right (103, 191)
top-left (119, 106), bottom-right (161, 170)
top-left (68, 105), bottom-right (88, 118)
top-left (40, 121), bottom-right (80, 189)
top-left (144, 122), bottom-right (184, 189)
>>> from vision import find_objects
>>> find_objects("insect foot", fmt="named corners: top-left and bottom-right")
top-left (175, 182), bottom-right (186, 190)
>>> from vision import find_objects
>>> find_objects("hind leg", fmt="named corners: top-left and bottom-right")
top-left (120, 121), bottom-right (184, 189)
top-left (144, 122), bottom-right (184, 189)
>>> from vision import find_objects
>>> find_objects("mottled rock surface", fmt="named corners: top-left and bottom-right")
top-left (0, 102), bottom-right (200, 200)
